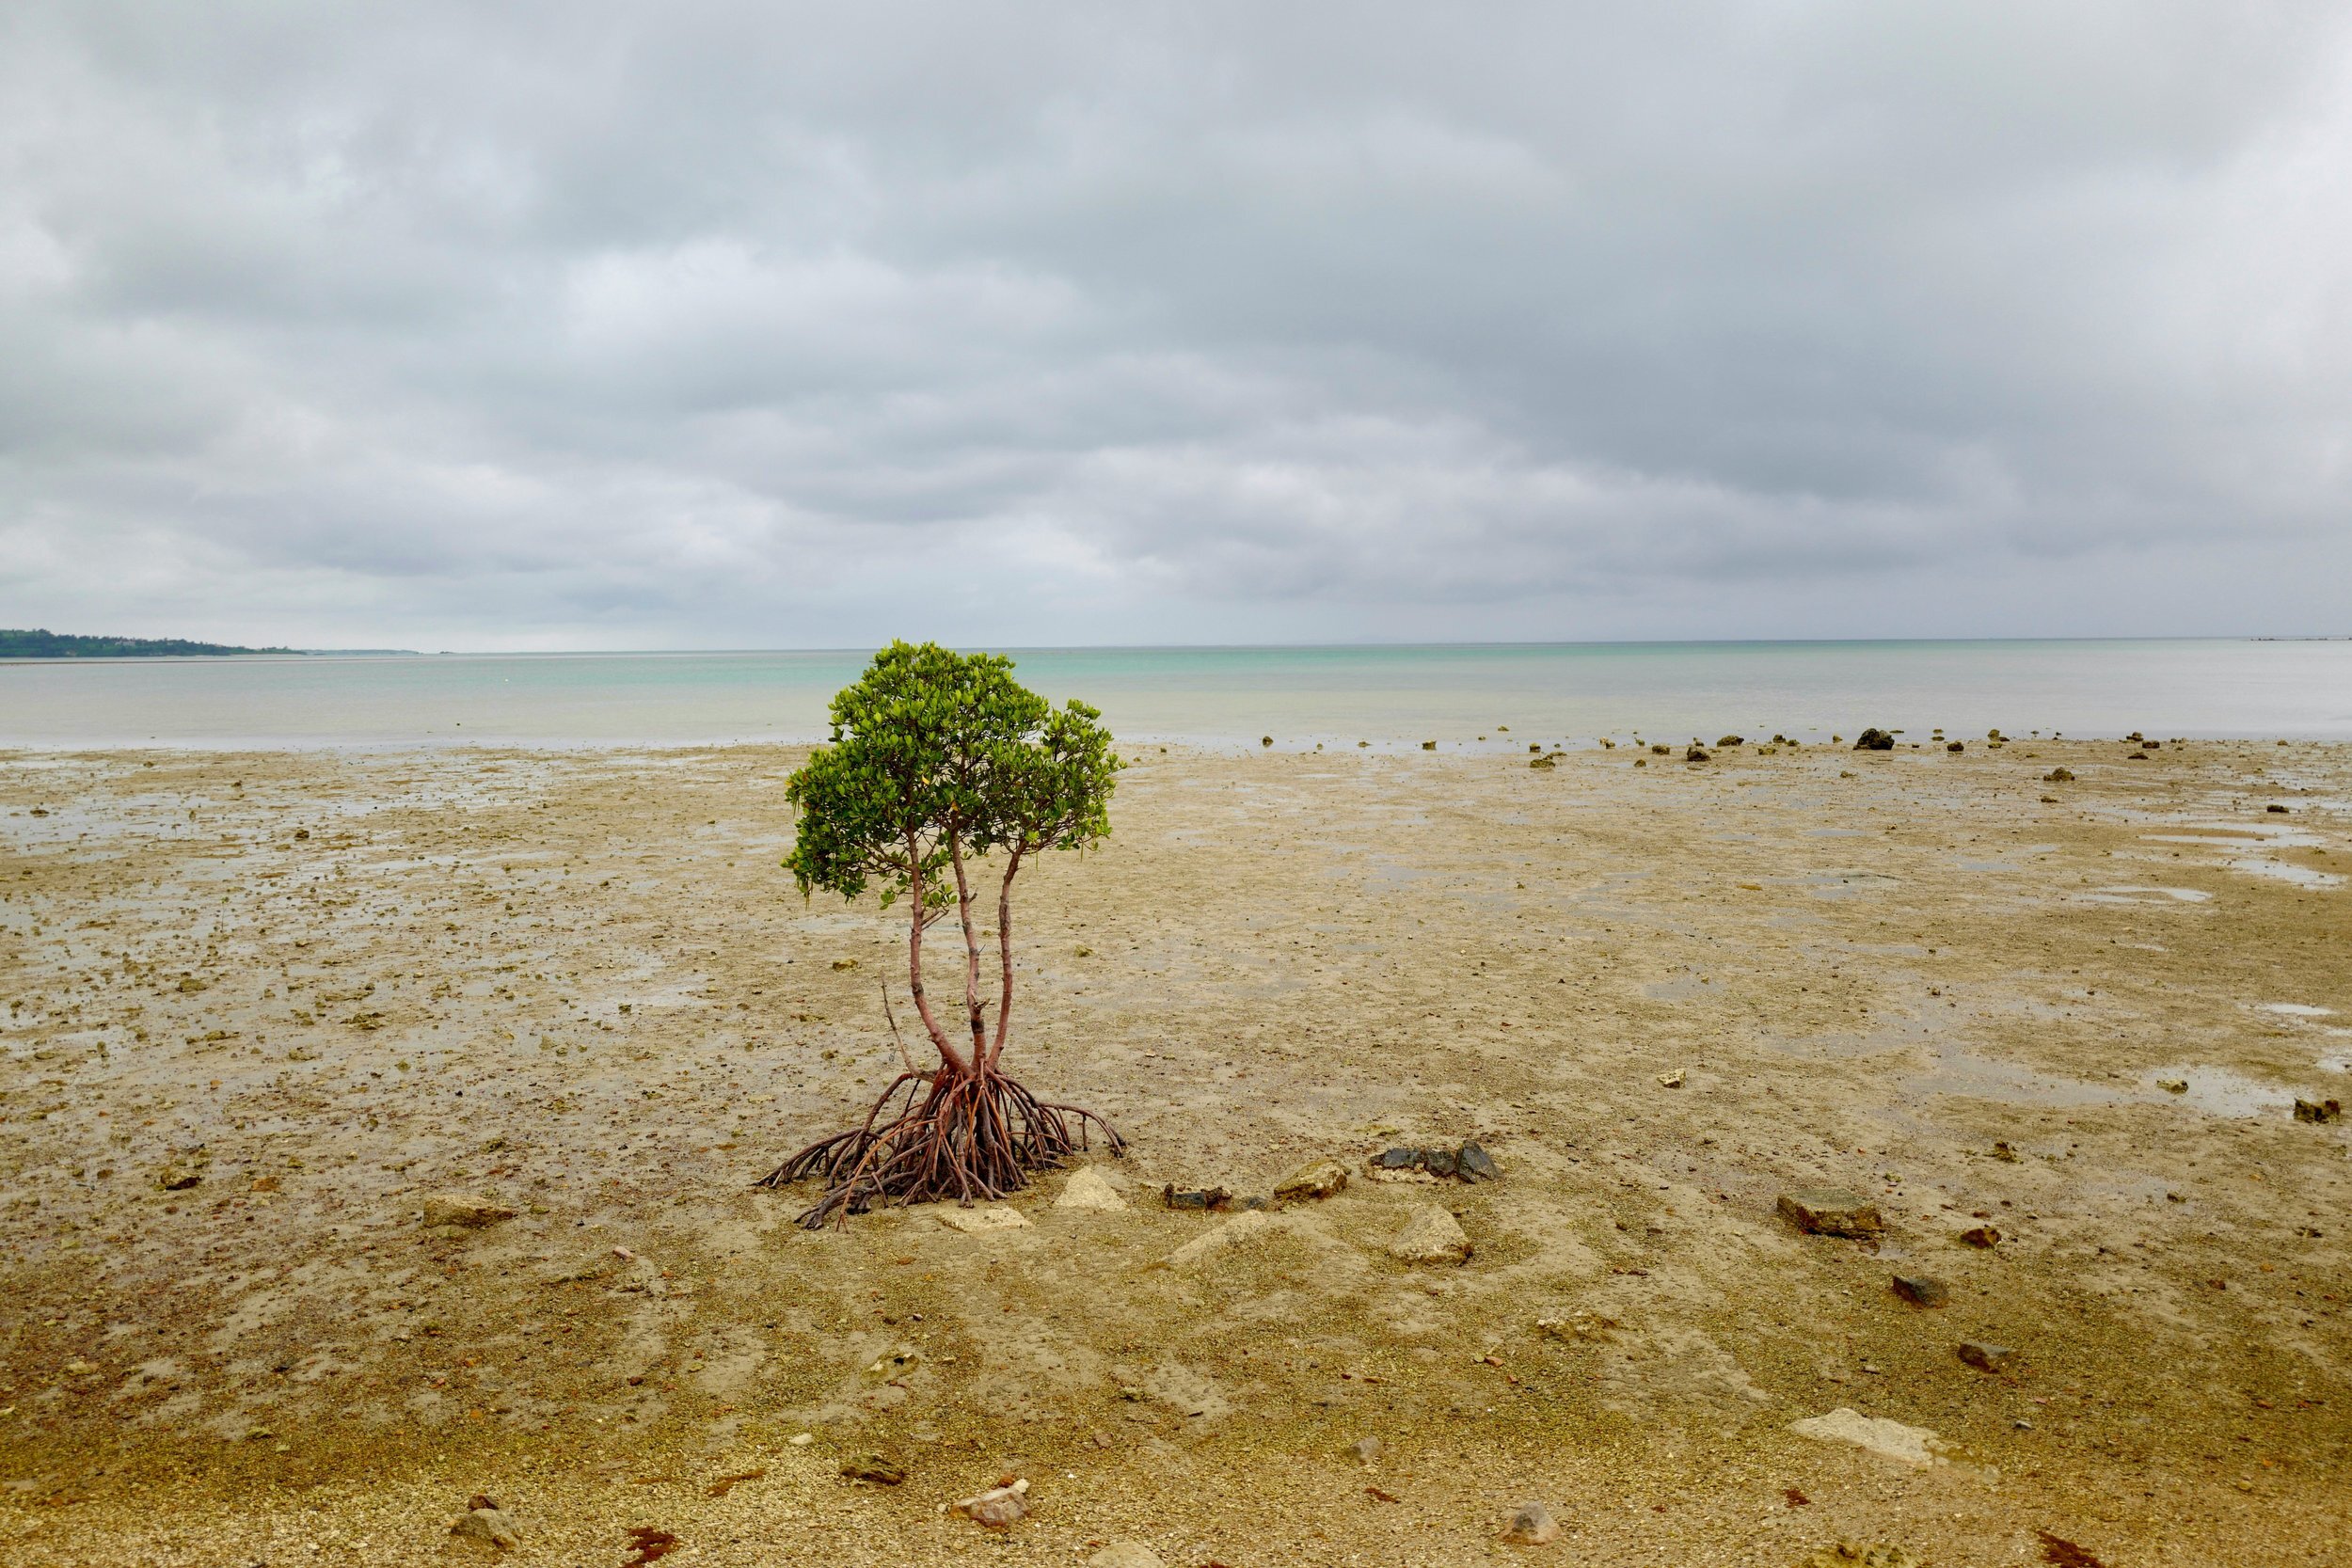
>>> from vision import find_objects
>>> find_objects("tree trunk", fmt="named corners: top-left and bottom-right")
top-left (986, 849), bottom-right (1024, 1067)
top-left (947, 829), bottom-right (989, 1065)
top-left (902, 834), bottom-right (966, 1074)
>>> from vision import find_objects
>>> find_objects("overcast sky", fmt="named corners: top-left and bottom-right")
top-left (3, 2), bottom-right (2348, 650)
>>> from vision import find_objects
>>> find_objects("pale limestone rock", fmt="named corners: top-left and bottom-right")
top-left (937, 1204), bottom-right (1032, 1234)
top-left (1500, 1500), bottom-right (1561, 1544)
top-left (1056, 1167), bottom-right (1127, 1212)
top-left (948, 1478), bottom-right (1029, 1528)
top-left (1787, 1407), bottom-right (1945, 1468)
top-left (1273, 1157), bottom-right (1349, 1202)
top-left (1165, 1208), bottom-right (1277, 1268)
top-left (1387, 1203), bottom-right (1472, 1265)
top-left (449, 1507), bottom-right (522, 1550)
top-left (1088, 1542), bottom-right (1168, 1568)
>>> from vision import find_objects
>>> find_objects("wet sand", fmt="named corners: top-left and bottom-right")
top-left (1, 737), bottom-right (2347, 1565)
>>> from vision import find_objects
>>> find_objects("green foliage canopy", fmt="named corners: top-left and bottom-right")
top-left (783, 641), bottom-right (1120, 911)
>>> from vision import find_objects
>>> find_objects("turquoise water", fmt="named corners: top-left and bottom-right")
top-left (1, 640), bottom-right (2347, 749)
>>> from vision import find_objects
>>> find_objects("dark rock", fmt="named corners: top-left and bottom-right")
top-left (2267, 803), bottom-right (2290, 815)
top-left (1420, 1146), bottom-right (1458, 1180)
top-left (1162, 1184), bottom-right (1232, 1211)
top-left (2043, 768), bottom-right (2074, 782)
top-left (1777, 1190), bottom-right (1884, 1238)
top-left (1685, 747), bottom-right (1711, 763)
top-left (1372, 1147), bottom-right (1423, 1171)
top-left (1456, 1140), bottom-right (1502, 1182)
top-left (1649, 743), bottom-right (1671, 755)
top-left (1716, 736), bottom-right (1744, 747)
top-left (1853, 728), bottom-right (1896, 751)
top-left (2294, 1098), bottom-right (2342, 1124)
top-left (1957, 1341), bottom-right (2014, 1373)
top-left (1958, 1226), bottom-right (2000, 1248)
top-left (1946, 741), bottom-right (1964, 752)
top-left (1891, 1274), bottom-right (1948, 1308)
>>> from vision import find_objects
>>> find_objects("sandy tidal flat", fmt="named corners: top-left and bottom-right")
top-left (1, 737), bottom-right (2348, 1566)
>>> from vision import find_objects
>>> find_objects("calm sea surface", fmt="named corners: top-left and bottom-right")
top-left (2, 641), bottom-right (2347, 750)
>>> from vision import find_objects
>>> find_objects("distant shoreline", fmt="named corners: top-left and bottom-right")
top-left (0, 628), bottom-right (416, 659)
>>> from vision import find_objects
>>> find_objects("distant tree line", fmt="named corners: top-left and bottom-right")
top-left (0, 627), bottom-right (298, 658)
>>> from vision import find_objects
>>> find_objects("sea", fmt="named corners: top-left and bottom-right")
top-left (2, 640), bottom-right (2348, 751)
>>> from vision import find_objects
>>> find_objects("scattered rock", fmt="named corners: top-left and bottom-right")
top-left (2294, 1098), bottom-right (2342, 1124)
top-left (1853, 729), bottom-right (1896, 751)
top-left (622, 1526), bottom-right (679, 1566)
top-left (1716, 736), bottom-right (1744, 747)
top-left (1500, 1500), bottom-right (1562, 1545)
top-left (1088, 1543), bottom-right (1167, 1568)
top-left (1946, 741), bottom-right (1965, 752)
top-left (155, 1166), bottom-right (202, 1193)
top-left (422, 1194), bottom-right (515, 1228)
top-left (1777, 1190), bottom-right (1883, 1239)
top-left (2156, 1077), bottom-right (2187, 1094)
top-left (830, 958), bottom-right (859, 971)
top-left (1801, 1544), bottom-right (1920, 1568)
top-left (1369, 1142), bottom-right (1497, 1183)
top-left (1685, 747), bottom-right (1711, 763)
top-left (1958, 1225), bottom-right (2000, 1248)
top-left (1890, 1274), bottom-right (1947, 1308)
top-left (1388, 1204), bottom-right (1472, 1265)
top-left (249, 1175), bottom-right (280, 1193)
top-left (1368, 1148), bottom-right (1436, 1182)
top-left (450, 1503), bottom-right (523, 1551)
top-left (948, 1478), bottom-right (1029, 1528)
top-left (1161, 1184), bottom-right (1232, 1211)
top-left (1535, 1311), bottom-right (1617, 1343)
top-left (937, 1205), bottom-right (1032, 1234)
top-left (62, 1358), bottom-right (98, 1376)
top-left (1165, 1208), bottom-right (1279, 1269)
top-left (839, 1452), bottom-right (906, 1485)
top-left (1274, 1158), bottom-right (1350, 1203)
top-left (866, 1347), bottom-right (921, 1378)
top-left (1455, 1140), bottom-right (1502, 1182)
top-left (1349, 1436), bottom-right (1384, 1465)
top-left (2043, 768), bottom-right (2074, 782)
top-left (1055, 1168), bottom-right (1127, 1212)
top-left (2035, 1529), bottom-right (2108, 1567)
top-left (2266, 803), bottom-right (2290, 815)
top-left (1957, 1341), bottom-right (2014, 1373)
top-left (1992, 1141), bottom-right (2020, 1161)
top-left (1656, 1069), bottom-right (1685, 1089)
top-left (1787, 1407), bottom-right (1945, 1468)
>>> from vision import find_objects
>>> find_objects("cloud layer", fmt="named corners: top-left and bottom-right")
top-left (3, 1), bottom-right (2349, 647)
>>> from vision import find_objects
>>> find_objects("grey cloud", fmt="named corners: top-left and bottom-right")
top-left (1, 0), bottom-right (2348, 648)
